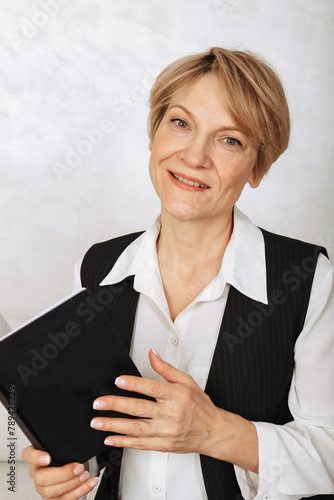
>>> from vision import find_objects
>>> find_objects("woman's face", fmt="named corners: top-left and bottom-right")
top-left (149, 73), bottom-right (260, 223)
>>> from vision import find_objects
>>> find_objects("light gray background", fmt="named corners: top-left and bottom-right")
top-left (1, 0), bottom-right (333, 327)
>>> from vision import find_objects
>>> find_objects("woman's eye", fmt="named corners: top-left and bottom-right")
top-left (170, 118), bottom-right (188, 129)
top-left (223, 137), bottom-right (242, 147)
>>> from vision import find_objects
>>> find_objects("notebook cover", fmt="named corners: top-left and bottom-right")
top-left (0, 289), bottom-right (152, 466)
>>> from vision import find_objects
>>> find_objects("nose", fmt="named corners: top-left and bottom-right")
top-left (179, 135), bottom-right (212, 169)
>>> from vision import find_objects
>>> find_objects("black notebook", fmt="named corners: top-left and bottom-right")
top-left (0, 289), bottom-right (151, 466)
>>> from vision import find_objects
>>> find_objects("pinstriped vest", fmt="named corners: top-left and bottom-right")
top-left (80, 229), bottom-right (330, 500)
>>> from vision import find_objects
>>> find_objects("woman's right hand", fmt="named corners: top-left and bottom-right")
top-left (21, 445), bottom-right (99, 499)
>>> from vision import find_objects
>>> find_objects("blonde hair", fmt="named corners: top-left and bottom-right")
top-left (148, 47), bottom-right (290, 179)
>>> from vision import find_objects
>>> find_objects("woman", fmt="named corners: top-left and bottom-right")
top-left (22, 47), bottom-right (334, 500)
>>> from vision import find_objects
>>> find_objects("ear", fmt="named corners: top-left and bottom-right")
top-left (248, 168), bottom-right (262, 189)
top-left (148, 142), bottom-right (152, 151)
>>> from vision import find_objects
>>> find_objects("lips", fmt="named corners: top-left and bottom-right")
top-left (169, 171), bottom-right (210, 189)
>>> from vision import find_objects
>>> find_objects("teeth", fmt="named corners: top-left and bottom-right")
top-left (172, 173), bottom-right (209, 189)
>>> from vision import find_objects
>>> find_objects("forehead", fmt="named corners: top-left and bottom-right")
top-left (171, 72), bottom-right (225, 101)
top-left (167, 73), bottom-right (237, 128)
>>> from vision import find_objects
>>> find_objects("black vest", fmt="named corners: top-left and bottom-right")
top-left (80, 229), bottom-right (331, 500)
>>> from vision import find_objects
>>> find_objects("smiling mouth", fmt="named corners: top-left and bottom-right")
top-left (170, 172), bottom-right (210, 189)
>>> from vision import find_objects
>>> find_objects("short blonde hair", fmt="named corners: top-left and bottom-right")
top-left (148, 47), bottom-right (290, 179)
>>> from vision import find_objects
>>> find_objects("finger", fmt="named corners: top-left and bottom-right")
top-left (21, 445), bottom-right (51, 467)
top-left (93, 394), bottom-right (156, 418)
top-left (36, 474), bottom-right (99, 499)
top-left (104, 434), bottom-right (175, 453)
top-left (112, 351), bottom-right (198, 400)
top-left (113, 372), bottom-right (168, 400)
top-left (91, 416), bottom-right (152, 437)
top-left (38, 476), bottom-right (99, 499)
top-left (98, 350), bottom-right (199, 403)
top-left (148, 349), bottom-right (199, 387)
top-left (30, 461), bottom-right (88, 487)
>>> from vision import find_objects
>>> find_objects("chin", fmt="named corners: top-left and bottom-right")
top-left (163, 200), bottom-right (204, 221)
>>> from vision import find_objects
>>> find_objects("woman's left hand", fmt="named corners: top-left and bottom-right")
top-left (90, 348), bottom-right (229, 457)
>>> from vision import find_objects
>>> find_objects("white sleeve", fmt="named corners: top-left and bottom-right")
top-left (72, 258), bottom-right (83, 291)
top-left (88, 457), bottom-right (100, 477)
top-left (0, 312), bottom-right (10, 337)
top-left (234, 253), bottom-right (334, 500)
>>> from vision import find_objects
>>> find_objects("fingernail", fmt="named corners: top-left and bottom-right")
top-left (152, 348), bottom-right (161, 358)
top-left (90, 477), bottom-right (99, 488)
top-left (79, 470), bottom-right (90, 482)
top-left (73, 464), bottom-right (85, 475)
top-left (93, 399), bottom-right (107, 410)
top-left (104, 438), bottom-right (115, 446)
top-left (38, 455), bottom-right (51, 465)
top-left (115, 377), bottom-right (128, 387)
top-left (90, 418), bottom-right (104, 429)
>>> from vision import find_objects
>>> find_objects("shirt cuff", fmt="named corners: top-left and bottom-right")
top-left (234, 422), bottom-right (301, 500)
top-left (252, 421), bottom-right (281, 499)
top-left (234, 418), bottom-right (281, 499)
top-left (234, 464), bottom-right (258, 500)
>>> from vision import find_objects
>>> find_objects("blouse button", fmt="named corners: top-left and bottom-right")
top-left (170, 336), bottom-right (179, 346)
top-left (152, 484), bottom-right (162, 493)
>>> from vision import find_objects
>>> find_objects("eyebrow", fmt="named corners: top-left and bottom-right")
top-left (168, 104), bottom-right (242, 134)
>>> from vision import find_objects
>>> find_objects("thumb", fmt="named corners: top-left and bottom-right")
top-left (148, 349), bottom-right (198, 387)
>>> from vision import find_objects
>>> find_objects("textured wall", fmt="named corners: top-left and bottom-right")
top-left (0, 0), bottom-right (333, 326)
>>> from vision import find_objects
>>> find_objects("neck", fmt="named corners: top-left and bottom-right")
top-left (157, 207), bottom-right (233, 272)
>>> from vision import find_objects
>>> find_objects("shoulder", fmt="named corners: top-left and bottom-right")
top-left (258, 229), bottom-right (331, 333)
top-left (83, 231), bottom-right (144, 261)
top-left (260, 227), bottom-right (328, 262)
top-left (80, 231), bottom-right (144, 291)
top-left (259, 228), bottom-right (329, 303)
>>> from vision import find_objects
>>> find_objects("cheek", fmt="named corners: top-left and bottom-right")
top-left (148, 154), bottom-right (157, 185)
top-left (152, 126), bottom-right (182, 158)
top-left (215, 158), bottom-right (256, 196)
top-left (148, 150), bottom-right (164, 196)
top-left (224, 153), bottom-right (257, 182)
top-left (217, 162), bottom-right (250, 185)
top-left (148, 131), bottom-right (176, 183)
